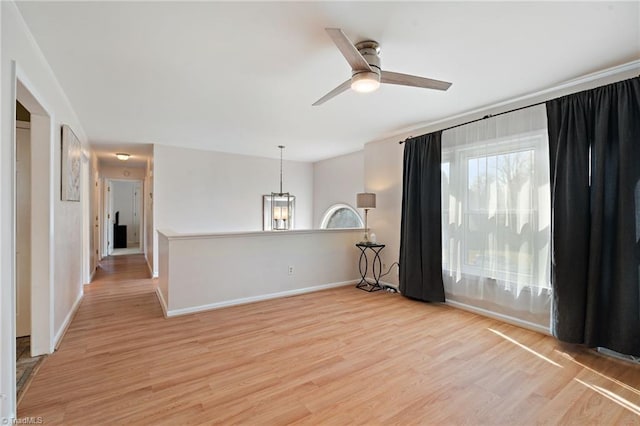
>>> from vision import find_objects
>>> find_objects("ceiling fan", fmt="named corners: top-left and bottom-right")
top-left (313, 28), bottom-right (452, 106)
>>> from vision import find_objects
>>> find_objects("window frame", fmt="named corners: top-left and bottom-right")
top-left (319, 203), bottom-right (364, 229)
top-left (442, 129), bottom-right (550, 288)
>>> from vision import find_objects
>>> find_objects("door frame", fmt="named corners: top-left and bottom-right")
top-left (102, 177), bottom-right (145, 255)
top-left (3, 62), bottom-right (55, 420)
top-left (102, 177), bottom-right (113, 257)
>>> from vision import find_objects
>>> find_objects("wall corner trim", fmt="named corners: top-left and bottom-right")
top-left (155, 287), bottom-right (169, 318)
top-left (145, 256), bottom-right (158, 278)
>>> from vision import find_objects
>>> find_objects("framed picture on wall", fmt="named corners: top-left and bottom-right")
top-left (61, 124), bottom-right (81, 201)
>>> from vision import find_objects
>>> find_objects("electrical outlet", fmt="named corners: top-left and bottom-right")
top-left (288, 266), bottom-right (294, 275)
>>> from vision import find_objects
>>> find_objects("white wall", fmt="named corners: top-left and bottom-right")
top-left (153, 144), bottom-right (313, 276)
top-left (363, 63), bottom-right (640, 288)
top-left (158, 228), bottom-right (362, 316)
top-left (312, 150), bottom-right (364, 228)
top-left (99, 164), bottom-right (145, 180)
top-left (363, 140), bottom-right (404, 287)
top-left (1, 1), bottom-right (88, 419)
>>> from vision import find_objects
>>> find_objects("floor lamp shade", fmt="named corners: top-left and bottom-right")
top-left (357, 193), bottom-right (376, 209)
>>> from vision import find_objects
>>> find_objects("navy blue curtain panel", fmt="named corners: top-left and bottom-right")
top-left (547, 77), bottom-right (640, 356)
top-left (399, 133), bottom-right (445, 302)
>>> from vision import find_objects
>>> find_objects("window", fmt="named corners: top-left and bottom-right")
top-left (460, 144), bottom-right (542, 286)
top-left (441, 104), bottom-right (551, 328)
top-left (320, 204), bottom-right (363, 229)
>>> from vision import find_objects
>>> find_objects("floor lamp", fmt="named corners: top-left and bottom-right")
top-left (357, 192), bottom-right (376, 243)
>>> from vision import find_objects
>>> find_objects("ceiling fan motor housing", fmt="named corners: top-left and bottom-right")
top-left (353, 40), bottom-right (381, 77)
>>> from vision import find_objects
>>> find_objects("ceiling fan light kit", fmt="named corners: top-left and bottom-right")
top-left (351, 72), bottom-right (380, 93)
top-left (313, 28), bottom-right (452, 106)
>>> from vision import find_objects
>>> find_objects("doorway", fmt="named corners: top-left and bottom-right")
top-left (4, 71), bottom-right (55, 418)
top-left (103, 179), bottom-right (144, 256)
top-left (15, 81), bottom-right (54, 358)
top-left (14, 102), bottom-right (47, 405)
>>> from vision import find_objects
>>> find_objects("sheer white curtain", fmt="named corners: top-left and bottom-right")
top-left (441, 104), bottom-right (551, 329)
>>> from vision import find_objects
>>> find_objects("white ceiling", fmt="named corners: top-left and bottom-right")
top-left (16, 1), bottom-right (640, 162)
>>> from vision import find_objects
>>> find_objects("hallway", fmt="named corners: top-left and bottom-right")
top-left (17, 254), bottom-right (159, 423)
top-left (92, 253), bottom-right (151, 283)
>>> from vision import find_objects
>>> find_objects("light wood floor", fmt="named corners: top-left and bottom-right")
top-left (18, 254), bottom-right (640, 424)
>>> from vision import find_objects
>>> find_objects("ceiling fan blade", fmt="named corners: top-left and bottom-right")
top-left (312, 79), bottom-right (352, 106)
top-left (381, 71), bottom-right (452, 91)
top-left (325, 28), bottom-right (372, 72)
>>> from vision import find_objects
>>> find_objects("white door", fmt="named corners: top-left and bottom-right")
top-left (16, 123), bottom-right (31, 337)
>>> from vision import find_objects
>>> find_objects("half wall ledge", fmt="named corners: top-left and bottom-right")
top-left (157, 228), bottom-right (363, 316)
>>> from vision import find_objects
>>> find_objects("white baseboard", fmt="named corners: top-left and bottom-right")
top-left (383, 282), bottom-right (548, 334)
top-left (597, 347), bottom-right (640, 364)
top-left (445, 299), bottom-right (550, 335)
top-left (393, 284), bottom-right (549, 335)
top-left (163, 280), bottom-right (357, 317)
top-left (53, 290), bottom-right (84, 349)
top-left (155, 287), bottom-right (169, 318)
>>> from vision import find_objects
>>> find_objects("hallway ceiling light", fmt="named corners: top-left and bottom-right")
top-left (116, 153), bottom-right (130, 161)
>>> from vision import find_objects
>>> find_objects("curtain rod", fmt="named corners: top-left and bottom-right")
top-left (398, 100), bottom-right (546, 144)
top-left (399, 74), bottom-right (640, 144)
